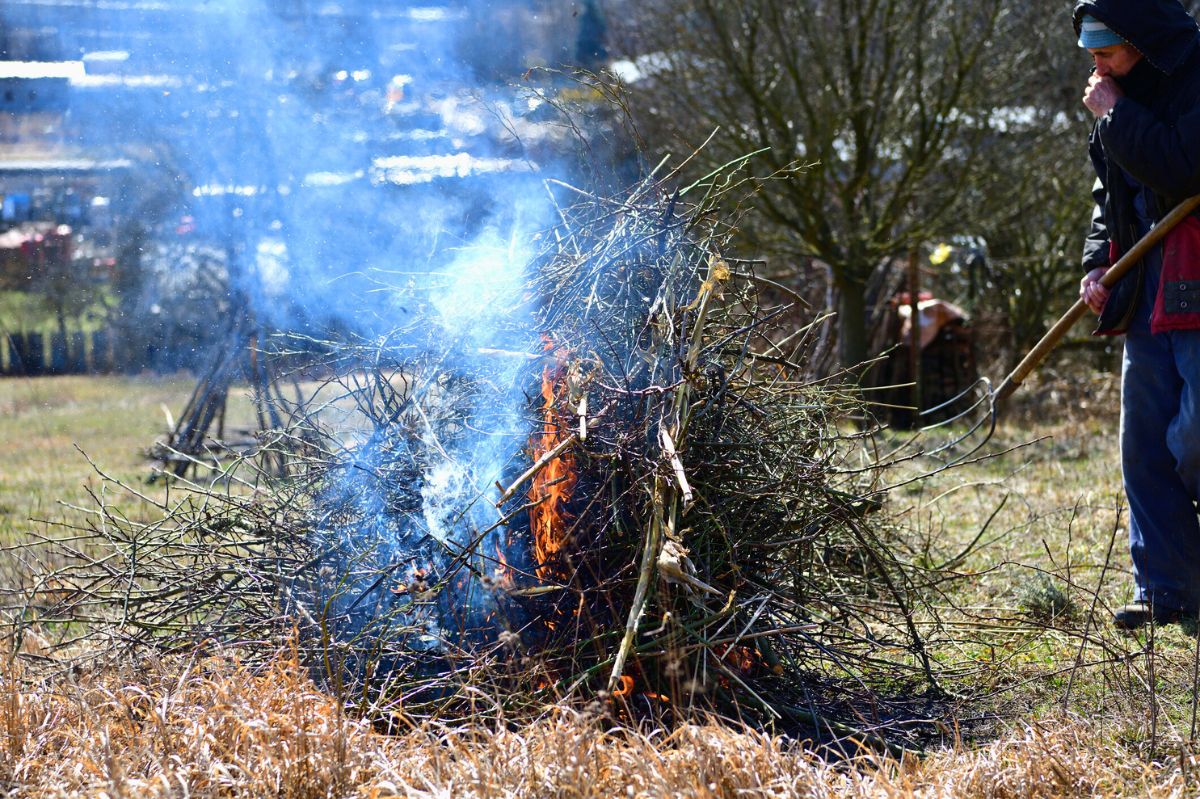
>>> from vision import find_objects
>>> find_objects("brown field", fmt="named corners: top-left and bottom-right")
top-left (1, 370), bottom-right (1198, 797)
top-left (0, 650), bottom-right (1195, 797)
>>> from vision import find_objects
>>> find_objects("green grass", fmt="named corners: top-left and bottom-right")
top-left (0, 375), bottom-right (261, 586)
top-left (881, 367), bottom-right (1200, 750)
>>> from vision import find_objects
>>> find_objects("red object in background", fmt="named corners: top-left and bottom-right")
top-left (894, 291), bottom-right (934, 306)
top-left (894, 293), bottom-right (967, 351)
top-left (20, 225), bottom-right (73, 272)
top-left (0, 224), bottom-right (74, 287)
top-left (91, 256), bottom-right (118, 281)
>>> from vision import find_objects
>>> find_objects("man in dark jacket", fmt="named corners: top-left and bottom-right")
top-left (1074, 0), bottom-right (1200, 628)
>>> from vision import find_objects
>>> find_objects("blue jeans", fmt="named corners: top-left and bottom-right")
top-left (1122, 257), bottom-right (1200, 612)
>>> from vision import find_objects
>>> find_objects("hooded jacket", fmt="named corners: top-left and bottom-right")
top-left (1073, 0), bottom-right (1200, 334)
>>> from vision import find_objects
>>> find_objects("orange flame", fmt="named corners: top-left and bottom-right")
top-left (492, 541), bottom-right (513, 591)
top-left (717, 645), bottom-right (760, 676)
top-left (529, 341), bottom-right (577, 581)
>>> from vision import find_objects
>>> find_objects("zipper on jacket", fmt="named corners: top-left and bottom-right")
top-left (1116, 222), bottom-right (1143, 332)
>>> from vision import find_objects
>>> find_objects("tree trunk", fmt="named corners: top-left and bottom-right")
top-left (836, 278), bottom-right (869, 373)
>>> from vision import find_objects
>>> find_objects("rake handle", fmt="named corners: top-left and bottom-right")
top-left (995, 193), bottom-right (1200, 404)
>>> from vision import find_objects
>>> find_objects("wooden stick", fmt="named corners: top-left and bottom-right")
top-left (685, 254), bottom-right (725, 373)
top-left (608, 478), bottom-right (665, 692)
top-left (495, 398), bottom-right (615, 506)
top-left (908, 247), bottom-right (922, 415)
top-left (996, 193), bottom-right (1200, 403)
top-left (659, 425), bottom-right (693, 507)
top-left (494, 433), bottom-right (578, 506)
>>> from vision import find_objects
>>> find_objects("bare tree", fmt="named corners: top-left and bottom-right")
top-left (615, 0), bottom-right (1036, 369)
top-left (940, 1), bottom-right (1100, 367)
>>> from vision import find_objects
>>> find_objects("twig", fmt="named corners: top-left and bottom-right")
top-left (1062, 501), bottom-right (1122, 711)
top-left (659, 426), bottom-right (693, 507)
top-left (608, 478), bottom-right (665, 692)
top-left (494, 433), bottom-right (579, 507)
top-left (1149, 599), bottom-right (1158, 760)
top-left (1191, 605), bottom-right (1200, 742)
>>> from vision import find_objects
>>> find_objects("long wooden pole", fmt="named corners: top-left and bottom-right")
top-left (995, 194), bottom-right (1200, 404)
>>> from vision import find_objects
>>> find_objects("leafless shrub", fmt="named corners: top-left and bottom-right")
top-left (4, 173), bottom-right (971, 750)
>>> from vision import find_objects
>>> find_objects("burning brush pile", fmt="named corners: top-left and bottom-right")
top-left (13, 178), bottom-right (947, 745)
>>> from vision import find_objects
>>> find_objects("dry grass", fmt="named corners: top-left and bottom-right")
top-left (0, 645), bottom-right (1194, 798)
top-left (5, 364), bottom-right (1200, 796)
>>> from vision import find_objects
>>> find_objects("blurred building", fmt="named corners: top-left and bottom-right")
top-left (0, 61), bottom-right (72, 149)
top-left (0, 57), bottom-right (127, 231)
top-left (0, 0), bottom-right (616, 258)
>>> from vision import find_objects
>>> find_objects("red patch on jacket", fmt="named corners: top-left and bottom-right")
top-left (1152, 215), bottom-right (1200, 333)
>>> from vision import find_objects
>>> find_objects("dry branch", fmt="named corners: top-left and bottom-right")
top-left (5, 173), bottom-right (954, 750)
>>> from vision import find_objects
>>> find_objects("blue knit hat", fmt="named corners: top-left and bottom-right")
top-left (1078, 14), bottom-right (1126, 49)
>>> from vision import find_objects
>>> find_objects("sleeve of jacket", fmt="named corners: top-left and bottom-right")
top-left (1097, 97), bottom-right (1200, 199)
top-left (1083, 177), bottom-right (1111, 272)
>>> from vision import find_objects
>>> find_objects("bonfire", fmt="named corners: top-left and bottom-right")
top-left (11, 174), bottom-right (946, 751)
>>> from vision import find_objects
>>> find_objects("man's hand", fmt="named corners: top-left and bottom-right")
top-left (1080, 266), bottom-right (1111, 314)
top-left (1084, 73), bottom-right (1123, 117)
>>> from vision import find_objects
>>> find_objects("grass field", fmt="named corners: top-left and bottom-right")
top-left (2, 371), bottom-right (1200, 796)
top-left (0, 375), bottom-right (259, 586)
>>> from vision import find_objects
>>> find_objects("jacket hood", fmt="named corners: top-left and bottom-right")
top-left (1073, 0), bottom-right (1200, 75)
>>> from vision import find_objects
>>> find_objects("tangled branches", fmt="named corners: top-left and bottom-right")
top-left (7, 175), bottom-right (953, 748)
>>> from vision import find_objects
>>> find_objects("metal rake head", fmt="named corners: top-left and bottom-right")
top-left (912, 375), bottom-right (999, 466)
